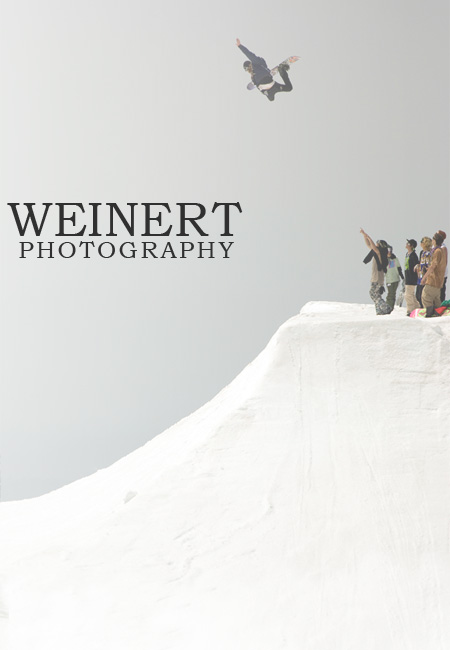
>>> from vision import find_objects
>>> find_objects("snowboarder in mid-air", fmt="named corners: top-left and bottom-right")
top-left (236, 39), bottom-right (296, 102)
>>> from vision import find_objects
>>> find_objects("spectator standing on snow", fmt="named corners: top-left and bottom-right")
top-left (421, 232), bottom-right (446, 310)
top-left (385, 247), bottom-right (404, 310)
top-left (437, 230), bottom-right (447, 302)
top-left (360, 228), bottom-right (391, 315)
top-left (414, 237), bottom-right (432, 307)
top-left (404, 239), bottom-right (420, 315)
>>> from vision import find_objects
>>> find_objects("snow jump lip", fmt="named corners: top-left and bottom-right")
top-left (0, 301), bottom-right (449, 650)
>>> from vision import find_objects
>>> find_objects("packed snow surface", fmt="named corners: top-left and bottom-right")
top-left (1, 302), bottom-right (450, 650)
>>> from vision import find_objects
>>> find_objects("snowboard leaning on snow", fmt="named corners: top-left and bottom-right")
top-left (409, 304), bottom-right (450, 318)
top-left (246, 55), bottom-right (300, 90)
top-left (395, 283), bottom-right (405, 307)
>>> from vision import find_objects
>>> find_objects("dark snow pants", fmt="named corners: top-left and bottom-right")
top-left (386, 281), bottom-right (399, 309)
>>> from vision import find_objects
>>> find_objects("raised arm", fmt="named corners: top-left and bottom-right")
top-left (360, 228), bottom-right (380, 257)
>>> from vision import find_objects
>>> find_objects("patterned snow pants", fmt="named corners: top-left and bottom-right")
top-left (370, 282), bottom-right (392, 315)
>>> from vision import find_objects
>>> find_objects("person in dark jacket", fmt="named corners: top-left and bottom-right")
top-left (404, 239), bottom-right (420, 315)
top-left (236, 39), bottom-right (293, 102)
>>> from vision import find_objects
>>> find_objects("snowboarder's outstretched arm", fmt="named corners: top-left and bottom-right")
top-left (236, 38), bottom-right (267, 68)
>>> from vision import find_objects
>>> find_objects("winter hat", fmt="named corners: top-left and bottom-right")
top-left (437, 230), bottom-right (447, 240)
top-left (406, 239), bottom-right (417, 248)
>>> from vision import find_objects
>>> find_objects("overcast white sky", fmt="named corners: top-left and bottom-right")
top-left (0, 0), bottom-right (448, 500)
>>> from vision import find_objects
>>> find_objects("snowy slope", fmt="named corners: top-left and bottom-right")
top-left (1, 302), bottom-right (450, 650)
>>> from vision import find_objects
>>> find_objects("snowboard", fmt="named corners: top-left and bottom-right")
top-left (395, 283), bottom-right (405, 307)
top-left (247, 56), bottom-right (300, 90)
top-left (408, 305), bottom-right (450, 318)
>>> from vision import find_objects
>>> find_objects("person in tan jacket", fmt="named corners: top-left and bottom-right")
top-left (421, 232), bottom-right (446, 309)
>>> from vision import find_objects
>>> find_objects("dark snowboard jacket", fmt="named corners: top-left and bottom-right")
top-left (404, 250), bottom-right (419, 285)
top-left (239, 44), bottom-right (272, 85)
top-left (363, 247), bottom-right (389, 273)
